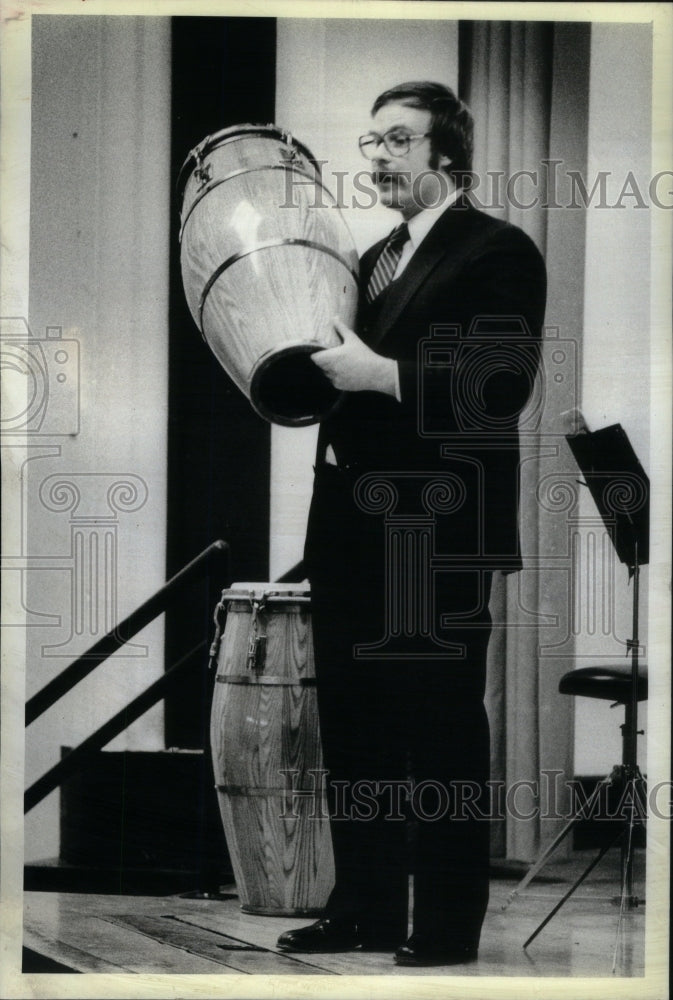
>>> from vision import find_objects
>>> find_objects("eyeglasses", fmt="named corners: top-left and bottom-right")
top-left (358, 128), bottom-right (431, 159)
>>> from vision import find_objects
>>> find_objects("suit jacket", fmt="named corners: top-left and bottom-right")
top-left (313, 194), bottom-right (547, 571)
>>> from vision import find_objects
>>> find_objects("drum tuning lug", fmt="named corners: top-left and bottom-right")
top-left (188, 137), bottom-right (213, 187)
top-left (247, 634), bottom-right (267, 672)
top-left (278, 146), bottom-right (300, 166)
top-left (189, 139), bottom-right (205, 167)
top-left (195, 162), bottom-right (213, 189)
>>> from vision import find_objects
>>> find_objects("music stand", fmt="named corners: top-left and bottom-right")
top-left (503, 422), bottom-right (649, 965)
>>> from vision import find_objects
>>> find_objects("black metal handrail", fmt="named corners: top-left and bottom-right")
top-left (23, 543), bottom-right (310, 816)
top-left (24, 640), bottom-right (208, 814)
top-left (275, 560), bottom-right (306, 583)
top-left (25, 540), bottom-right (230, 726)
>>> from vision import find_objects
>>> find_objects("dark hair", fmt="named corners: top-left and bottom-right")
top-left (371, 81), bottom-right (473, 182)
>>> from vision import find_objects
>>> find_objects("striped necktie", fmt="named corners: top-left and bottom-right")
top-left (366, 223), bottom-right (409, 304)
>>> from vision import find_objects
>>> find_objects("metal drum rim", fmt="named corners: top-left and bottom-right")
top-left (176, 122), bottom-right (320, 204)
top-left (248, 341), bottom-right (347, 428)
top-left (220, 585), bottom-right (310, 605)
top-left (197, 239), bottom-right (359, 336)
top-left (178, 163), bottom-right (339, 241)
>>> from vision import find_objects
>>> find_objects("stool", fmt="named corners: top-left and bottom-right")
top-left (560, 663), bottom-right (647, 772)
top-left (503, 662), bottom-right (648, 935)
top-left (558, 663), bottom-right (648, 703)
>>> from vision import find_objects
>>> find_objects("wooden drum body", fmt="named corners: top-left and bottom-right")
top-left (209, 584), bottom-right (334, 915)
top-left (179, 125), bottom-right (359, 426)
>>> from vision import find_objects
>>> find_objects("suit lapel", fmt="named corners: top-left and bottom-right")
top-left (366, 196), bottom-right (482, 347)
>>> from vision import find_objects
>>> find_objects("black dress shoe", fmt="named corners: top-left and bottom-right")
top-left (394, 933), bottom-right (478, 967)
top-left (276, 918), bottom-right (361, 953)
top-left (277, 918), bottom-right (402, 953)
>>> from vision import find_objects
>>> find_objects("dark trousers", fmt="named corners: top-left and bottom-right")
top-left (305, 464), bottom-right (493, 946)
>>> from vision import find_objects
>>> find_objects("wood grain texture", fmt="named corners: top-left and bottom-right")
top-left (105, 913), bottom-right (321, 974)
top-left (210, 588), bottom-right (335, 915)
top-left (180, 132), bottom-right (359, 422)
top-left (22, 858), bottom-right (648, 977)
top-left (23, 894), bottom-right (228, 974)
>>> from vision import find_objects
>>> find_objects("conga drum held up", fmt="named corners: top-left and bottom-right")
top-left (179, 126), bottom-right (359, 427)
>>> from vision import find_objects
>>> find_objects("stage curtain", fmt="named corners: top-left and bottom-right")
top-left (460, 21), bottom-right (591, 861)
top-left (165, 17), bottom-right (276, 747)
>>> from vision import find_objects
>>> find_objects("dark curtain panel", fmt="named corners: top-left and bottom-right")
top-left (165, 16), bottom-right (276, 748)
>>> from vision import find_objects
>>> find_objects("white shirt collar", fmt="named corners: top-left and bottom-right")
top-left (406, 186), bottom-right (463, 249)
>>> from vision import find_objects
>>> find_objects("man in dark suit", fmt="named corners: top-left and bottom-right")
top-left (277, 81), bottom-right (547, 966)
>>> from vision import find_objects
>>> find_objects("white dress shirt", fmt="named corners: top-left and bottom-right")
top-left (393, 186), bottom-right (463, 282)
top-left (324, 187), bottom-right (462, 465)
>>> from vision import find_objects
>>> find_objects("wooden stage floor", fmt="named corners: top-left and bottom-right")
top-left (23, 850), bottom-right (647, 979)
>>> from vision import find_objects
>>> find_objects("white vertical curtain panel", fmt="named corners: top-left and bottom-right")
top-left (464, 21), bottom-right (586, 862)
top-left (24, 16), bottom-right (171, 862)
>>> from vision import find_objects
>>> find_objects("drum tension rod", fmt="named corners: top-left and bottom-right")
top-left (208, 599), bottom-right (228, 669)
top-left (247, 597), bottom-right (267, 673)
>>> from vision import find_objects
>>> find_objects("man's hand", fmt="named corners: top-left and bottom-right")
top-left (311, 318), bottom-right (398, 396)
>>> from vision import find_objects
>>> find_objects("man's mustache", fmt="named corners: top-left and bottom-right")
top-left (372, 170), bottom-right (412, 185)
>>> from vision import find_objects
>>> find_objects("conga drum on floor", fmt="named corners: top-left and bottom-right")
top-left (209, 583), bottom-right (334, 915)
top-left (178, 125), bottom-right (359, 426)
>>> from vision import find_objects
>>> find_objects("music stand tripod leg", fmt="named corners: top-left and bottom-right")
top-left (523, 831), bottom-right (622, 950)
top-left (501, 777), bottom-right (609, 911)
